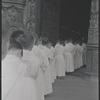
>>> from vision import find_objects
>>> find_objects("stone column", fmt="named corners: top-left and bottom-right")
top-left (84, 0), bottom-right (99, 82)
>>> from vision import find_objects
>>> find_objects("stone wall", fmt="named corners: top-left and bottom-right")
top-left (40, 0), bottom-right (60, 45)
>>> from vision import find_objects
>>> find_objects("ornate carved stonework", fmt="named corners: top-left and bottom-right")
top-left (2, 0), bottom-right (25, 34)
top-left (84, 0), bottom-right (99, 82)
top-left (23, 0), bottom-right (36, 35)
top-left (88, 0), bottom-right (99, 44)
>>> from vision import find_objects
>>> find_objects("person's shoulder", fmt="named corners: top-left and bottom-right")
top-left (21, 60), bottom-right (31, 67)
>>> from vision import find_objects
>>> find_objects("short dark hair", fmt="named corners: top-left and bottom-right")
top-left (9, 40), bottom-right (23, 51)
top-left (20, 34), bottom-right (34, 49)
top-left (42, 37), bottom-right (49, 45)
top-left (10, 30), bottom-right (24, 43)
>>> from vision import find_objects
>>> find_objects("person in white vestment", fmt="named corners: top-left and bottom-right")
top-left (54, 40), bottom-right (66, 78)
top-left (75, 41), bottom-right (83, 69)
top-left (31, 37), bottom-right (50, 100)
top-left (64, 39), bottom-right (74, 74)
top-left (50, 43), bottom-right (57, 81)
top-left (46, 42), bottom-right (56, 83)
top-left (2, 41), bottom-right (37, 100)
top-left (20, 33), bottom-right (41, 98)
top-left (40, 37), bottom-right (53, 95)
top-left (78, 42), bottom-right (84, 67)
top-left (82, 42), bottom-right (87, 66)
top-left (73, 41), bottom-right (79, 70)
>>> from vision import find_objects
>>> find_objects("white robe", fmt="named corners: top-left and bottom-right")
top-left (32, 45), bottom-right (48, 100)
top-left (76, 44), bottom-right (83, 68)
top-left (82, 43), bottom-right (87, 65)
top-left (50, 46), bottom-right (56, 81)
top-left (64, 43), bottom-right (74, 72)
top-left (78, 45), bottom-right (84, 67)
top-left (73, 45), bottom-right (78, 69)
top-left (2, 55), bottom-right (37, 100)
top-left (55, 43), bottom-right (66, 76)
top-left (22, 49), bottom-right (41, 99)
top-left (39, 45), bottom-right (53, 95)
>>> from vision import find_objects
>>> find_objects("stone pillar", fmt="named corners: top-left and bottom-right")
top-left (84, 0), bottom-right (99, 82)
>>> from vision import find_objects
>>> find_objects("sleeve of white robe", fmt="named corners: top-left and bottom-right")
top-left (40, 49), bottom-right (49, 72)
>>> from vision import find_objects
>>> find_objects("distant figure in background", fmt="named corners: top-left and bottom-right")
top-left (75, 40), bottom-right (83, 69)
top-left (82, 41), bottom-right (87, 66)
top-left (54, 40), bottom-right (66, 78)
top-left (64, 38), bottom-right (74, 74)
top-left (73, 41), bottom-right (78, 70)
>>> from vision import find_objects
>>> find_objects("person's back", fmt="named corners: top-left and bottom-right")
top-left (2, 41), bottom-right (37, 100)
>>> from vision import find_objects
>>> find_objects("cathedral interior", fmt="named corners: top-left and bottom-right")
top-left (2, 0), bottom-right (99, 100)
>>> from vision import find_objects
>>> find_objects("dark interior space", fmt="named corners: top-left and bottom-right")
top-left (59, 0), bottom-right (91, 43)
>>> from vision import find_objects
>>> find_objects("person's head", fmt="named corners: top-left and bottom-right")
top-left (8, 41), bottom-right (23, 58)
top-left (65, 40), bottom-right (68, 44)
top-left (35, 36), bottom-right (43, 45)
top-left (26, 19), bottom-right (35, 32)
top-left (46, 42), bottom-right (52, 49)
top-left (56, 39), bottom-right (60, 44)
top-left (20, 33), bottom-right (35, 51)
top-left (10, 30), bottom-right (24, 43)
top-left (42, 37), bottom-right (49, 46)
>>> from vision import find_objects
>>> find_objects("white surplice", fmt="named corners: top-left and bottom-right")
top-left (2, 55), bottom-right (37, 100)
top-left (22, 49), bottom-right (41, 99)
top-left (73, 44), bottom-right (78, 69)
top-left (64, 43), bottom-right (74, 72)
top-left (78, 45), bottom-right (84, 67)
top-left (50, 46), bottom-right (56, 82)
top-left (82, 43), bottom-right (87, 65)
top-left (39, 45), bottom-right (53, 95)
top-left (54, 43), bottom-right (66, 76)
top-left (76, 44), bottom-right (83, 68)
top-left (32, 45), bottom-right (48, 100)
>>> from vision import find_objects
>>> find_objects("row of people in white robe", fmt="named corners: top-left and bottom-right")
top-left (54, 42), bottom-right (87, 74)
top-left (2, 41), bottom-right (86, 100)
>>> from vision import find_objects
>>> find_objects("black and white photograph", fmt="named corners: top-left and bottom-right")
top-left (1, 0), bottom-right (99, 100)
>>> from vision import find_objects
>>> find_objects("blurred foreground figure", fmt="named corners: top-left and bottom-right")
top-left (2, 41), bottom-right (37, 100)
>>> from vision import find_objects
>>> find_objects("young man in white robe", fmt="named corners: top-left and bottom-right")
top-left (32, 37), bottom-right (49, 100)
top-left (46, 42), bottom-right (56, 83)
top-left (54, 40), bottom-right (66, 78)
top-left (50, 43), bottom-right (57, 81)
top-left (64, 39), bottom-right (75, 74)
top-left (82, 42), bottom-right (87, 66)
top-left (40, 37), bottom-right (53, 95)
top-left (2, 41), bottom-right (37, 100)
top-left (73, 41), bottom-right (79, 70)
top-left (75, 41), bottom-right (83, 69)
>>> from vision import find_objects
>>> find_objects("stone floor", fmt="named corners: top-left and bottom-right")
top-left (45, 67), bottom-right (98, 100)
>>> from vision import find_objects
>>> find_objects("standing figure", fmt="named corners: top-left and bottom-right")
top-left (54, 40), bottom-right (66, 78)
top-left (2, 41), bottom-right (37, 100)
top-left (64, 39), bottom-right (74, 73)
top-left (82, 42), bottom-right (87, 66)
top-left (39, 37), bottom-right (53, 95)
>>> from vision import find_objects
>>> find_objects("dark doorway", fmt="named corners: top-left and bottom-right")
top-left (59, 0), bottom-right (91, 43)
